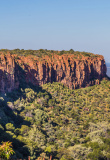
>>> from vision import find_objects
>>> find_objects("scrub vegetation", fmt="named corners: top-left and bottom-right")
top-left (0, 78), bottom-right (110, 159)
top-left (0, 49), bottom-right (99, 58)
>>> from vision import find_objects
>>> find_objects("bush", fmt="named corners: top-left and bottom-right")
top-left (0, 141), bottom-right (14, 159)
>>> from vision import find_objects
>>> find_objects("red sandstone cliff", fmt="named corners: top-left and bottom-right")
top-left (0, 52), bottom-right (107, 92)
top-left (0, 52), bottom-right (19, 93)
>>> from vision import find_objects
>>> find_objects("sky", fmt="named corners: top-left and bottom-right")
top-left (0, 0), bottom-right (110, 63)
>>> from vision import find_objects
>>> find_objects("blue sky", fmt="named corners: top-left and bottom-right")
top-left (0, 0), bottom-right (110, 63)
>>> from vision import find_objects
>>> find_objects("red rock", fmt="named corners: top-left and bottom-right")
top-left (0, 52), bottom-right (107, 92)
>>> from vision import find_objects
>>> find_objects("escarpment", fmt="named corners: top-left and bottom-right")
top-left (0, 51), bottom-right (107, 92)
top-left (0, 52), bottom-right (19, 93)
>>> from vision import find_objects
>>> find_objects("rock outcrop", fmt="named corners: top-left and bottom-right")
top-left (0, 52), bottom-right (107, 92)
top-left (0, 52), bottom-right (19, 93)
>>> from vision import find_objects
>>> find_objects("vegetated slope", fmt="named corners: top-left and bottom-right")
top-left (0, 79), bottom-right (110, 159)
top-left (0, 49), bottom-right (106, 92)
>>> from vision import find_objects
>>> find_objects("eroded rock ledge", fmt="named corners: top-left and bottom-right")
top-left (0, 52), bottom-right (107, 92)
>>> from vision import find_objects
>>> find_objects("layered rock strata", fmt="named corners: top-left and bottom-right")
top-left (0, 52), bottom-right (107, 92)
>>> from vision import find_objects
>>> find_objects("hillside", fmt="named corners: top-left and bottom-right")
top-left (0, 49), bottom-right (107, 92)
top-left (0, 78), bottom-right (110, 159)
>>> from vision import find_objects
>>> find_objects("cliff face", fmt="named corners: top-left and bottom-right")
top-left (0, 53), bottom-right (19, 93)
top-left (0, 52), bottom-right (107, 92)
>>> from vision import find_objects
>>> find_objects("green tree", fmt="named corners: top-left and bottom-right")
top-left (0, 141), bottom-right (14, 160)
top-left (5, 123), bottom-right (15, 132)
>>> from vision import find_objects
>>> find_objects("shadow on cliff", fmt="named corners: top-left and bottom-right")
top-left (6, 63), bottom-right (52, 100)
top-left (0, 65), bottom-right (53, 158)
top-left (80, 63), bottom-right (107, 88)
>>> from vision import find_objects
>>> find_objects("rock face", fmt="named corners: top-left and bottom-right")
top-left (0, 52), bottom-right (19, 93)
top-left (0, 52), bottom-right (107, 92)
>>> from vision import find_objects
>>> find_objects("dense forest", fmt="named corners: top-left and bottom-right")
top-left (0, 77), bottom-right (110, 159)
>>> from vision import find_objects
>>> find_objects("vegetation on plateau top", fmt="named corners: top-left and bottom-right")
top-left (0, 49), bottom-right (100, 58)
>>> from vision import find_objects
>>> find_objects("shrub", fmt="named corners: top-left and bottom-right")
top-left (0, 141), bottom-right (14, 159)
